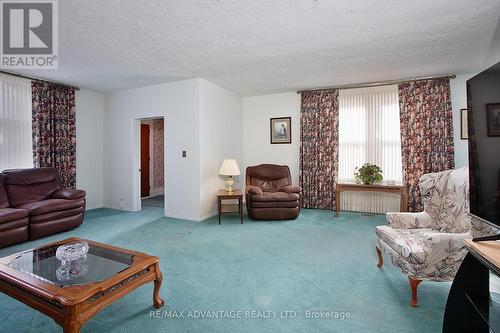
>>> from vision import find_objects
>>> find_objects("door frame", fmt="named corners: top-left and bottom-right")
top-left (140, 120), bottom-right (155, 198)
top-left (133, 117), bottom-right (166, 211)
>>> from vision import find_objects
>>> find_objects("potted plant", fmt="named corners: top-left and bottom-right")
top-left (354, 163), bottom-right (383, 185)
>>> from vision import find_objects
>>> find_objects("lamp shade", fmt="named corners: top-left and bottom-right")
top-left (219, 159), bottom-right (241, 176)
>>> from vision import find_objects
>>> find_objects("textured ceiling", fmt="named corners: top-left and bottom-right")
top-left (12, 0), bottom-right (500, 96)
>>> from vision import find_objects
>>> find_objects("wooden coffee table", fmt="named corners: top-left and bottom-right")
top-left (0, 237), bottom-right (164, 333)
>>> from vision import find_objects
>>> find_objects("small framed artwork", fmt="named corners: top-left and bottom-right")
top-left (486, 103), bottom-right (500, 137)
top-left (270, 117), bottom-right (291, 144)
top-left (460, 108), bottom-right (468, 139)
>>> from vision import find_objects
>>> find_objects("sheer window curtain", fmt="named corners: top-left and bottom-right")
top-left (0, 74), bottom-right (33, 171)
top-left (338, 85), bottom-right (403, 213)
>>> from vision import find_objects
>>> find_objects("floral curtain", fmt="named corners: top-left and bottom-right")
top-left (300, 90), bottom-right (339, 210)
top-left (398, 79), bottom-right (454, 212)
top-left (32, 81), bottom-right (76, 188)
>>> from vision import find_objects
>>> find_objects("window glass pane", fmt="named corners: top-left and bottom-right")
top-left (338, 85), bottom-right (402, 183)
top-left (0, 74), bottom-right (33, 171)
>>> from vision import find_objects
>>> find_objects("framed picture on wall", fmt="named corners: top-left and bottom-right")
top-left (486, 103), bottom-right (500, 137)
top-left (270, 117), bottom-right (291, 144)
top-left (460, 108), bottom-right (468, 139)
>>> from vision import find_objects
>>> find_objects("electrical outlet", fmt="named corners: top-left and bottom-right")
top-left (182, 150), bottom-right (187, 157)
top-left (119, 199), bottom-right (124, 209)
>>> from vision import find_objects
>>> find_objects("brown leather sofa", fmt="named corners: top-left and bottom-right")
top-left (245, 164), bottom-right (301, 220)
top-left (0, 168), bottom-right (86, 248)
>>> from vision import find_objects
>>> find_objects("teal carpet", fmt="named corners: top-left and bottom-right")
top-left (0, 207), bottom-right (450, 332)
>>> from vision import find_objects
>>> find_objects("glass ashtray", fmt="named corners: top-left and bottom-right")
top-left (56, 242), bottom-right (89, 264)
top-left (56, 257), bottom-right (89, 281)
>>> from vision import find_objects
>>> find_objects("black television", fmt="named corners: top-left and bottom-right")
top-left (467, 61), bottom-right (500, 229)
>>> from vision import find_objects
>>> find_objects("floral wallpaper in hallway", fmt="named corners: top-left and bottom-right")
top-left (153, 119), bottom-right (164, 189)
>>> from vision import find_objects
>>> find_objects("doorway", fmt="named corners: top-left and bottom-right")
top-left (139, 118), bottom-right (165, 209)
top-left (140, 123), bottom-right (150, 197)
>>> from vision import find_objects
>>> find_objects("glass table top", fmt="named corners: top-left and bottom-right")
top-left (7, 242), bottom-right (134, 287)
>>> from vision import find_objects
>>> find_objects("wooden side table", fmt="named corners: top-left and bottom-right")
top-left (217, 189), bottom-right (243, 225)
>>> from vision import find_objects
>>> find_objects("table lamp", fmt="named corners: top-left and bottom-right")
top-left (219, 159), bottom-right (241, 193)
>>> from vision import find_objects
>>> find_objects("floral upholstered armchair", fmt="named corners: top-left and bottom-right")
top-left (375, 167), bottom-right (498, 307)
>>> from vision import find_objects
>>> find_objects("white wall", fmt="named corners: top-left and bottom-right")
top-left (103, 78), bottom-right (244, 221)
top-left (104, 79), bottom-right (201, 220)
top-left (199, 79), bottom-right (243, 219)
top-left (243, 92), bottom-right (301, 184)
top-left (76, 89), bottom-right (104, 210)
top-left (242, 80), bottom-right (474, 186)
top-left (99, 75), bottom-right (472, 219)
top-left (450, 73), bottom-right (476, 168)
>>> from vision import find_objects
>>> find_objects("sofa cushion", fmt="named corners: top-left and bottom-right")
top-left (16, 199), bottom-right (84, 216)
top-left (280, 185), bottom-right (301, 194)
top-left (29, 215), bottom-right (82, 240)
top-left (251, 191), bottom-right (300, 202)
top-left (51, 189), bottom-right (86, 200)
top-left (3, 168), bottom-right (61, 207)
top-left (0, 218), bottom-right (29, 232)
top-left (30, 206), bottom-right (84, 224)
top-left (251, 177), bottom-right (290, 192)
top-left (0, 208), bottom-right (29, 224)
top-left (0, 224), bottom-right (28, 248)
top-left (246, 185), bottom-right (263, 195)
top-left (0, 175), bottom-right (9, 209)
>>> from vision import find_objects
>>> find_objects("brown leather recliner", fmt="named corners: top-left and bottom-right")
top-left (246, 164), bottom-right (301, 220)
top-left (0, 168), bottom-right (86, 247)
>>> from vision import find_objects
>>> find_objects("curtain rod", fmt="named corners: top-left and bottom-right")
top-left (296, 74), bottom-right (456, 94)
top-left (0, 70), bottom-right (80, 90)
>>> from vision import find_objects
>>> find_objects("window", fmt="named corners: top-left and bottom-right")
top-left (338, 85), bottom-right (402, 184)
top-left (0, 74), bottom-right (33, 171)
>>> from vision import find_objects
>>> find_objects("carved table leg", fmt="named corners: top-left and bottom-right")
top-left (409, 277), bottom-right (422, 307)
top-left (153, 263), bottom-right (165, 308)
top-left (62, 306), bottom-right (82, 333)
top-left (63, 321), bottom-right (82, 333)
top-left (376, 247), bottom-right (383, 268)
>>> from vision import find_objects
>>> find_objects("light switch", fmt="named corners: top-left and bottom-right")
top-left (182, 150), bottom-right (187, 158)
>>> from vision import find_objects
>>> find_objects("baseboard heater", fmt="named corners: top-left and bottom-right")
top-left (340, 192), bottom-right (401, 214)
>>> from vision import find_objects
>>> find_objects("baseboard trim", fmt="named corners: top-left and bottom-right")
top-left (85, 204), bottom-right (104, 211)
top-left (165, 213), bottom-right (202, 222)
top-left (200, 211), bottom-right (218, 221)
top-left (164, 211), bottom-right (218, 222)
top-left (103, 204), bottom-right (136, 211)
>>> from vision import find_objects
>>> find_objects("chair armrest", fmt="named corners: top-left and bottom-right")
top-left (426, 231), bottom-right (471, 245)
top-left (280, 185), bottom-right (301, 194)
top-left (51, 189), bottom-right (86, 200)
top-left (246, 185), bottom-right (263, 195)
top-left (386, 211), bottom-right (433, 229)
top-left (410, 231), bottom-right (471, 269)
top-left (471, 217), bottom-right (500, 239)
